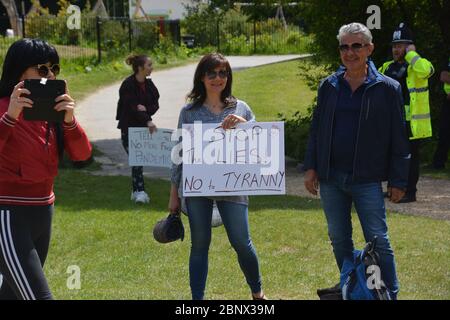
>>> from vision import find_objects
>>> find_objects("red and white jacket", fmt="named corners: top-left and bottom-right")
top-left (0, 97), bottom-right (92, 205)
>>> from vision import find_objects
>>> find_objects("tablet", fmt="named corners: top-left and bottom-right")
top-left (22, 79), bottom-right (66, 122)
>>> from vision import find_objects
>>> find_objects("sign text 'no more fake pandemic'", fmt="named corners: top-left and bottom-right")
top-left (128, 128), bottom-right (176, 167)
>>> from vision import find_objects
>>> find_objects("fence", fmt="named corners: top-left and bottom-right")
top-left (185, 18), bottom-right (307, 55)
top-left (0, 15), bottom-right (181, 64)
top-left (0, 15), bottom-right (307, 64)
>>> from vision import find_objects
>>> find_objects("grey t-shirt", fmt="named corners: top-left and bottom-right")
top-left (171, 99), bottom-right (255, 208)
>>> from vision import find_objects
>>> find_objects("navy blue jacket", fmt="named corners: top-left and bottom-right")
top-left (303, 60), bottom-right (410, 189)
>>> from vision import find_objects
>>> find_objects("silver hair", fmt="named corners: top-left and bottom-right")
top-left (337, 23), bottom-right (373, 44)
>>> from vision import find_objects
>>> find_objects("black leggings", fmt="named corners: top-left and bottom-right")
top-left (121, 132), bottom-right (145, 192)
top-left (0, 205), bottom-right (53, 300)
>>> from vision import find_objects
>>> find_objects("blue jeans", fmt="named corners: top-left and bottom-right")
top-left (319, 170), bottom-right (399, 299)
top-left (185, 197), bottom-right (262, 300)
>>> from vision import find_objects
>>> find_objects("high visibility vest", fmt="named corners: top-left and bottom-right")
top-left (379, 51), bottom-right (434, 140)
top-left (445, 57), bottom-right (450, 95)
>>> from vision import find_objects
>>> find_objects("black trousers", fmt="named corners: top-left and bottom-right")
top-left (433, 98), bottom-right (450, 167)
top-left (0, 205), bottom-right (53, 300)
top-left (406, 139), bottom-right (421, 196)
top-left (121, 131), bottom-right (145, 192)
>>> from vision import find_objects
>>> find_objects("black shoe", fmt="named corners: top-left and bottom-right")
top-left (317, 283), bottom-right (342, 300)
top-left (396, 194), bottom-right (416, 203)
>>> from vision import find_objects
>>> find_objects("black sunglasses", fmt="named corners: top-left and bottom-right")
top-left (34, 63), bottom-right (60, 77)
top-left (205, 70), bottom-right (228, 80)
top-left (338, 43), bottom-right (368, 52)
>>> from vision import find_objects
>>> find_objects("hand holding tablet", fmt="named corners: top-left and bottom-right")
top-left (22, 79), bottom-right (67, 122)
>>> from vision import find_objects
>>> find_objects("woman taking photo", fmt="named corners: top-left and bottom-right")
top-left (169, 53), bottom-right (266, 300)
top-left (0, 38), bottom-right (92, 300)
top-left (116, 54), bottom-right (160, 204)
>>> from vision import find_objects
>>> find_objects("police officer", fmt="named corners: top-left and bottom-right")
top-left (431, 57), bottom-right (450, 169)
top-left (379, 23), bottom-right (434, 203)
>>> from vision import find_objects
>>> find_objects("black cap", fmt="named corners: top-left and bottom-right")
top-left (153, 214), bottom-right (185, 244)
top-left (392, 22), bottom-right (414, 44)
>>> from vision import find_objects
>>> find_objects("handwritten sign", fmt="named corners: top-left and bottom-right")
top-left (182, 122), bottom-right (285, 196)
top-left (128, 127), bottom-right (176, 167)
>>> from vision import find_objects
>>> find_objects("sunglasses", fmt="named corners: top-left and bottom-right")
top-left (34, 64), bottom-right (60, 77)
top-left (338, 43), bottom-right (368, 52)
top-left (205, 70), bottom-right (228, 80)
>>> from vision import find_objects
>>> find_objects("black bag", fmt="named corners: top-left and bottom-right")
top-left (153, 214), bottom-right (185, 244)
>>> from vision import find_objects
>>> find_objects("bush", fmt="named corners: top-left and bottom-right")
top-left (279, 109), bottom-right (312, 161)
top-left (182, 4), bottom-right (310, 55)
top-left (280, 60), bottom-right (331, 161)
top-left (133, 21), bottom-right (159, 50)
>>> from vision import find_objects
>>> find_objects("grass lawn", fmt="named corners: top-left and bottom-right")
top-left (47, 169), bottom-right (450, 300)
top-left (233, 60), bottom-right (316, 121)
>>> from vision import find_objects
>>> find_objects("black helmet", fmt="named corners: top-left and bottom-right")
top-left (153, 214), bottom-right (185, 244)
top-left (392, 22), bottom-right (414, 44)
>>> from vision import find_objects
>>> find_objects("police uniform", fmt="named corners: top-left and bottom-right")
top-left (379, 23), bottom-right (434, 202)
top-left (432, 57), bottom-right (450, 169)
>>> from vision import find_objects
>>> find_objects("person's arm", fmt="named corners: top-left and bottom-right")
top-left (243, 101), bottom-right (256, 122)
top-left (303, 82), bottom-right (323, 172)
top-left (0, 82), bottom-right (33, 153)
top-left (303, 83), bottom-right (324, 196)
top-left (0, 111), bottom-right (17, 154)
top-left (168, 184), bottom-right (180, 214)
top-left (387, 83), bottom-right (410, 194)
top-left (62, 118), bottom-right (92, 162)
top-left (168, 109), bottom-right (185, 214)
top-left (405, 46), bottom-right (434, 79)
top-left (146, 79), bottom-right (160, 117)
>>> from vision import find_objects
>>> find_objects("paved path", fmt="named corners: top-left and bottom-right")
top-left (76, 55), bottom-right (308, 178)
top-left (286, 166), bottom-right (450, 221)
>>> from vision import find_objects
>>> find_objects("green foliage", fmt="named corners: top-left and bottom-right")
top-left (181, 1), bottom-right (221, 47)
top-left (133, 21), bottom-right (159, 50)
top-left (182, 4), bottom-right (309, 55)
top-left (238, 0), bottom-right (303, 24)
top-left (300, 0), bottom-right (450, 139)
top-left (280, 59), bottom-right (332, 161)
top-left (280, 110), bottom-right (312, 161)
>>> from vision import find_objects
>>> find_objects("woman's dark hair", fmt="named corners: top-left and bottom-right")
top-left (187, 53), bottom-right (236, 107)
top-left (126, 54), bottom-right (150, 74)
top-left (0, 38), bottom-right (59, 98)
top-left (0, 38), bottom-right (63, 159)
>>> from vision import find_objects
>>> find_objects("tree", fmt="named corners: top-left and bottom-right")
top-left (238, 0), bottom-right (302, 22)
top-left (1, 0), bottom-right (21, 36)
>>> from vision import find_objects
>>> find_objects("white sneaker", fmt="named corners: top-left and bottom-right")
top-left (133, 191), bottom-right (150, 204)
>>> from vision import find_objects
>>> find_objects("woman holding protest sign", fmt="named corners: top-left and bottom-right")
top-left (0, 38), bottom-right (92, 299)
top-left (169, 53), bottom-right (266, 300)
top-left (116, 54), bottom-right (160, 204)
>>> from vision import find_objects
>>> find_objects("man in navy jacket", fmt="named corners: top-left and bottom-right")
top-left (303, 23), bottom-right (410, 299)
